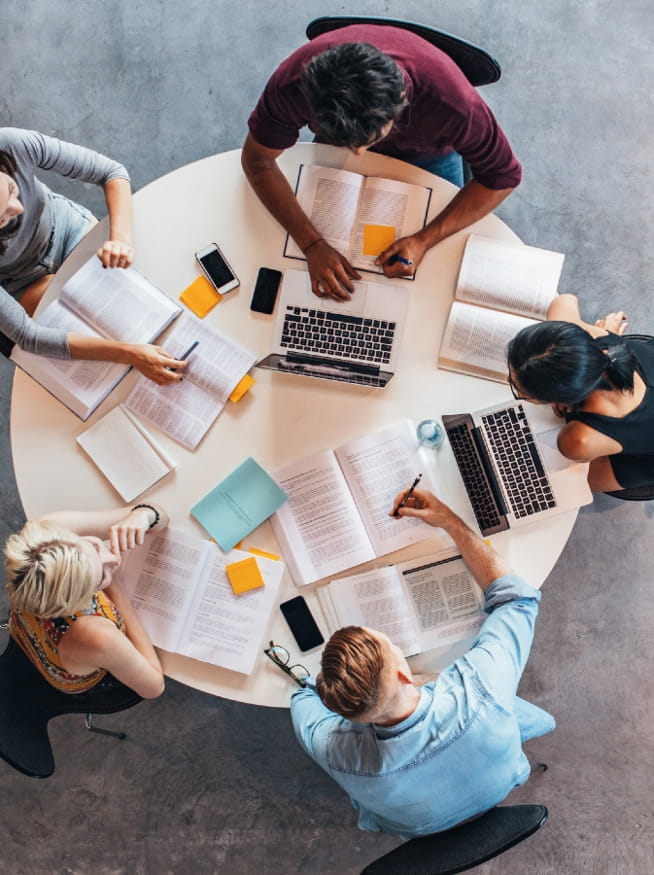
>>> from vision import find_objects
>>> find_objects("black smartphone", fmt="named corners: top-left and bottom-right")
top-left (195, 243), bottom-right (239, 294)
top-left (280, 596), bottom-right (324, 652)
top-left (250, 267), bottom-right (282, 314)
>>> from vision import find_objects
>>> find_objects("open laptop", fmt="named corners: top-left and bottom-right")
top-left (443, 401), bottom-right (593, 536)
top-left (256, 269), bottom-right (409, 388)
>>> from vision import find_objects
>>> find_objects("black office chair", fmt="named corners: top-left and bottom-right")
top-left (306, 16), bottom-right (501, 88)
top-left (360, 804), bottom-right (549, 875)
top-left (0, 635), bottom-right (142, 778)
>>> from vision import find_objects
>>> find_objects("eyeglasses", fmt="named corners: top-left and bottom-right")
top-left (508, 372), bottom-right (521, 399)
top-left (264, 641), bottom-right (309, 687)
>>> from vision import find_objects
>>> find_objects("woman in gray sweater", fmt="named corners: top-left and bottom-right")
top-left (0, 127), bottom-right (183, 384)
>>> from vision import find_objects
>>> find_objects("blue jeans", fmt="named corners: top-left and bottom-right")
top-left (410, 151), bottom-right (465, 187)
top-left (515, 695), bottom-right (556, 743)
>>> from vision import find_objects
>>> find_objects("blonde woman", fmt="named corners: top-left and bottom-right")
top-left (5, 504), bottom-right (166, 698)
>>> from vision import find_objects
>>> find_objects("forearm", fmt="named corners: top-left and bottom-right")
top-left (418, 180), bottom-right (514, 251)
top-left (437, 508), bottom-right (511, 591)
top-left (104, 583), bottom-right (163, 675)
top-left (67, 333), bottom-right (135, 365)
top-left (36, 504), bottom-right (168, 536)
top-left (241, 139), bottom-right (320, 251)
top-left (104, 178), bottom-right (133, 245)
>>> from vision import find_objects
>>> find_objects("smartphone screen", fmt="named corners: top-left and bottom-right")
top-left (196, 244), bottom-right (239, 294)
top-left (250, 267), bottom-right (282, 314)
top-left (280, 596), bottom-right (324, 652)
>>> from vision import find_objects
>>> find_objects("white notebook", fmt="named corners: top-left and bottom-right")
top-left (77, 405), bottom-right (176, 502)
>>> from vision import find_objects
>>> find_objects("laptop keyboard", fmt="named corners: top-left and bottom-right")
top-left (446, 422), bottom-right (505, 533)
top-left (280, 307), bottom-right (396, 365)
top-left (480, 405), bottom-right (556, 518)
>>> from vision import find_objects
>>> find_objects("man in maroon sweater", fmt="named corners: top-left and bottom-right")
top-left (242, 24), bottom-right (521, 301)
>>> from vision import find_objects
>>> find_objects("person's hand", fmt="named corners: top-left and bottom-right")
top-left (97, 238), bottom-right (135, 269)
top-left (375, 233), bottom-right (429, 279)
top-left (108, 506), bottom-right (158, 555)
top-left (595, 310), bottom-right (628, 335)
top-left (389, 488), bottom-right (454, 528)
top-left (306, 239), bottom-right (360, 301)
top-left (551, 402), bottom-right (571, 419)
top-left (126, 344), bottom-right (188, 384)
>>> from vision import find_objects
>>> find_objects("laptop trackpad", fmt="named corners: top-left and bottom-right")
top-left (536, 426), bottom-right (571, 472)
top-left (319, 282), bottom-right (368, 315)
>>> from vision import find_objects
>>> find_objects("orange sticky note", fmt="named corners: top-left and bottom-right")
top-left (229, 373), bottom-right (254, 403)
top-left (225, 556), bottom-right (265, 595)
top-left (179, 276), bottom-right (221, 318)
top-left (362, 224), bottom-right (396, 256)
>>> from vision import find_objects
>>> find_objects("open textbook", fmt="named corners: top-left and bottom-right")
top-left (118, 526), bottom-right (284, 675)
top-left (284, 164), bottom-right (432, 275)
top-left (317, 550), bottom-right (485, 657)
top-left (270, 420), bottom-right (442, 587)
top-left (11, 256), bottom-right (181, 419)
top-left (438, 234), bottom-right (565, 383)
top-left (124, 311), bottom-right (256, 450)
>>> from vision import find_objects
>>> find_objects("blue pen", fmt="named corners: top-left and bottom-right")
top-left (389, 254), bottom-right (413, 266)
top-left (179, 340), bottom-right (199, 360)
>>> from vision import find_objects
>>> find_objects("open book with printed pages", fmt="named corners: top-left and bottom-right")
top-left (11, 255), bottom-right (181, 419)
top-left (117, 526), bottom-right (284, 675)
top-left (284, 164), bottom-right (432, 276)
top-left (316, 549), bottom-right (485, 658)
top-left (124, 311), bottom-right (256, 450)
top-left (438, 234), bottom-right (565, 383)
top-left (270, 420), bottom-right (445, 588)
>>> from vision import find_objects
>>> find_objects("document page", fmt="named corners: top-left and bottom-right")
top-left (163, 312), bottom-right (256, 403)
top-left (323, 565), bottom-right (422, 656)
top-left (60, 256), bottom-right (180, 344)
top-left (398, 553), bottom-right (484, 651)
top-left (351, 176), bottom-right (431, 271)
top-left (179, 548), bottom-right (284, 674)
top-left (271, 450), bottom-right (376, 586)
top-left (10, 300), bottom-right (128, 419)
top-left (118, 527), bottom-right (211, 653)
top-left (335, 421), bottom-right (441, 556)
top-left (439, 301), bottom-right (537, 383)
top-left (285, 164), bottom-right (364, 259)
top-left (454, 235), bottom-right (564, 320)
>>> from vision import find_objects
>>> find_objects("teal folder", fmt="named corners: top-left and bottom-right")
top-left (191, 457), bottom-right (288, 552)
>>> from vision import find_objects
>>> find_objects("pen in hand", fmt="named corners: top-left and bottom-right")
top-left (167, 340), bottom-right (199, 371)
top-left (393, 474), bottom-right (422, 517)
top-left (388, 254), bottom-right (413, 266)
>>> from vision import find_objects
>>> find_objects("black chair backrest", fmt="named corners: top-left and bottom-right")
top-left (306, 16), bottom-right (501, 87)
top-left (360, 804), bottom-right (548, 875)
top-left (0, 637), bottom-right (141, 778)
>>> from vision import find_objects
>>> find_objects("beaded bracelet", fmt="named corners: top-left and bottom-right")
top-left (131, 503), bottom-right (160, 529)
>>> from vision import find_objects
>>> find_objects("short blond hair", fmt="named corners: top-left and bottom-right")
top-left (5, 520), bottom-right (96, 616)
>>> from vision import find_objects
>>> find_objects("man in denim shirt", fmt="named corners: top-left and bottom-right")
top-left (291, 489), bottom-right (555, 837)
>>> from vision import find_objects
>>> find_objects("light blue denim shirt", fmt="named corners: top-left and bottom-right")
top-left (290, 573), bottom-right (554, 838)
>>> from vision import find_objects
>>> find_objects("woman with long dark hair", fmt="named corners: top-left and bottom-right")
top-left (507, 294), bottom-right (654, 493)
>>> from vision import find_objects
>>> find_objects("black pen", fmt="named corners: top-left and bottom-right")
top-left (179, 340), bottom-right (199, 360)
top-left (393, 474), bottom-right (422, 517)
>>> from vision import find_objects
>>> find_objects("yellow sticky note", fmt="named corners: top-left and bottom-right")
top-left (362, 224), bottom-right (396, 256)
top-left (247, 546), bottom-right (281, 562)
top-left (179, 276), bottom-right (221, 318)
top-left (229, 373), bottom-right (254, 403)
top-left (225, 556), bottom-right (265, 595)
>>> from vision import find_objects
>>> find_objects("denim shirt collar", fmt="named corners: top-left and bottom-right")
top-left (372, 685), bottom-right (433, 739)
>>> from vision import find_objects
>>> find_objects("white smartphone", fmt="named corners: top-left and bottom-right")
top-left (195, 243), bottom-right (239, 295)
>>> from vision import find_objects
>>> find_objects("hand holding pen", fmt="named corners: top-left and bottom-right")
top-left (392, 474), bottom-right (422, 517)
top-left (166, 340), bottom-right (199, 373)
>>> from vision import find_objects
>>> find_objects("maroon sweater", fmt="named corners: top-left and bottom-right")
top-left (248, 24), bottom-right (521, 190)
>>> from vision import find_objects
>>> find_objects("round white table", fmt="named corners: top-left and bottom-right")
top-left (10, 143), bottom-right (576, 706)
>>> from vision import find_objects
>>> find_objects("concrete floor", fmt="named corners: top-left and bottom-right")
top-left (2, 1), bottom-right (653, 872)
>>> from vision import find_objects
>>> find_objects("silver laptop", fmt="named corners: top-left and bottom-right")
top-left (443, 401), bottom-right (593, 536)
top-left (256, 269), bottom-right (409, 388)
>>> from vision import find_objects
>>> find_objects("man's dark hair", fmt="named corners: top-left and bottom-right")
top-left (0, 149), bottom-right (19, 255)
top-left (300, 42), bottom-right (407, 148)
top-left (316, 625), bottom-right (386, 720)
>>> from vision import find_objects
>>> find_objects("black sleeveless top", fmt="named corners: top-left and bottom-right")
top-left (565, 334), bottom-right (654, 455)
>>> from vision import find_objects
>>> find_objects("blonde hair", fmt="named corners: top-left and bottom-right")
top-left (5, 520), bottom-right (96, 616)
